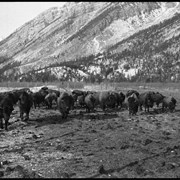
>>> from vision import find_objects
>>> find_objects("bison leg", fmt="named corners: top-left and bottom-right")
top-left (46, 100), bottom-right (52, 109)
top-left (85, 105), bottom-right (90, 113)
top-left (45, 101), bottom-right (49, 109)
top-left (5, 120), bottom-right (8, 131)
top-left (24, 111), bottom-right (29, 121)
top-left (26, 113), bottom-right (29, 121)
top-left (119, 103), bottom-right (122, 110)
top-left (147, 108), bottom-right (149, 112)
top-left (62, 112), bottom-right (68, 119)
top-left (91, 106), bottom-right (94, 112)
top-left (0, 108), bottom-right (3, 129)
top-left (4, 114), bottom-right (10, 131)
top-left (49, 102), bottom-right (52, 109)
top-left (133, 109), bottom-right (137, 115)
top-left (102, 104), bottom-right (106, 111)
top-left (36, 102), bottom-right (40, 108)
top-left (0, 118), bottom-right (3, 129)
top-left (162, 104), bottom-right (165, 112)
top-left (129, 108), bottom-right (132, 116)
top-left (54, 100), bottom-right (58, 110)
top-left (33, 102), bottom-right (36, 109)
top-left (87, 108), bottom-right (90, 113)
top-left (116, 102), bottom-right (119, 108)
top-left (144, 106), bottom-right (146, 112)
top-left (145, 106), bottom-right (147, 112)
top-left (65, 113), bottom-right (68, 119)
top-left (20, 110), bottom-right (24, 121)
top-left (61, 113), bottom-right (64, 119)
top-left (139, 105), bottom-right (143, 111)
top-left (145, 107), bottom-right (149, 113)
top-left (61, 112), bottom-right (66, 119)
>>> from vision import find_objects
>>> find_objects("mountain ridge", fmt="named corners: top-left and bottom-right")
top-left (0, 2), bottom-right (180, 82)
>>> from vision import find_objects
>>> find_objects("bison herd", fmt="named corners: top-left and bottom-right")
top-left (0, 87), bottom-right (177, 131)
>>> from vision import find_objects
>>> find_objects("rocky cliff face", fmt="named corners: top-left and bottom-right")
top-left (0, 2), bottom-right (180, 82)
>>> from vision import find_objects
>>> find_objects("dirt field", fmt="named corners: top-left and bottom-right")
top-left (0, 84), bottom-right (180, 178)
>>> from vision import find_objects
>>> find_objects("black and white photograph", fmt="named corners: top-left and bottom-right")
top-left (0, 1), bottom-right (180, 178)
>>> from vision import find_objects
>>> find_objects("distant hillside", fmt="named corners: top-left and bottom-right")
top-left (0, 2), bottom-right (180, 82)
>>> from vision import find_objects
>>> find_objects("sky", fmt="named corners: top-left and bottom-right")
top-left (0, 2), bottom-right (66, 40)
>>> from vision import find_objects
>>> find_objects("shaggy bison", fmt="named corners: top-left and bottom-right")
top-left (98, 91), bottom-right (116, 111)
top-left (138, 91), bottom-right (154, 112)
top-left (32, 88), bottom-right (49, 109)
top-left (72, 90), bottom-right (87, 107)
top-left (109, 91), bottom-right (125, 109)
top-left (10, 88), bottom-right (31, 105)
top-left (127, 93), bottom-right (139, 115)
top-left (162, 96), bottom-right (177, 112)
top-left (117, 92), bottom-right (125, 109)
top-left (91, 91), bottom-right (101, 107)
top-left (18, 91), bottom-right (33, 121)
top-left (72, 89), bottom-right (86, 97)
top-left (84, 93), bottom-right (96, 112)
top-left (45, 92), bottom-right (58, 109)
top-left (150, 92), bottom-right (165, 108)
top-left (126, 90), bottom-right (139, 98)
top-left (57, 92), bottom-right (74, 119)
top-left (0, 93), bottom-right (14, 130)
top-left (76, 95), bottom-right (86, 108)
top-left (47, 89), bottom-right (60, 97)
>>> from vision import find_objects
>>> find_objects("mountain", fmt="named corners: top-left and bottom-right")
top-left (0, 2), bottom-right (180, 82)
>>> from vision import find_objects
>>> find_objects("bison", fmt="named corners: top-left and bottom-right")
top-left (91, 91), bottom-right (100, 107)
top-left (0, 93), bottom-right (14, 130)
top-left (18, 91), bottom-right (33, 121)
top-left (118, 92), bottom-right (125, 109)
top-left (127, 93), bottom-right (139, 115)
top-left (151, 92), bottom-right (165, 108)
top-left (32, 88), bottom-right (49, 109)
top-left (44, 92), bottom-right (58, 109)
top-left (0, 92), bottom-right (10, 103)
top-left (57, 92), bottom-right (74, 119)
top-left (72, 89), bottom-right (86, 97)
top-left (123, 97), bottom-right (129, 110)
top-left (84, 93), bottom-right (96, 113)
top-left (138, 91), bottom-right (154, 112)
top-left (72, 90), bottom-right (87, 107)
top-left (98, 91), bottom-right (116, 111)
top-left (76, 95), bottom-right (86, 108)
top-left (47, 89), bottom-right (60, 97)
top-left (10, 88), bottom-right (31, 105)
top-left (107, 91), bottom-right (125, 109)
top-left (126, 90), bottom-right (139, 98)
top-left (162, 96), bottom-right (177, 112)
top-left (109, 91), bottom-right (119, 109)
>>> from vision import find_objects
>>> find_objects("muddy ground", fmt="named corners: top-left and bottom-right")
top-left (0, 87), bottom-right (180, 178)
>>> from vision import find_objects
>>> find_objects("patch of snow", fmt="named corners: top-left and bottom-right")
top-left (88, 66), bottom-right (101, 74)
top-left (77, 70), bottom-right (89, 77)
top-left (93, 37), bottom-right (101, 54)
top-left (123, 68), bottom-right (139, 79)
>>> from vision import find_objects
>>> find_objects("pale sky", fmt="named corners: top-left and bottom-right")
top-left (0, 2), bottom-right (66, 40)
